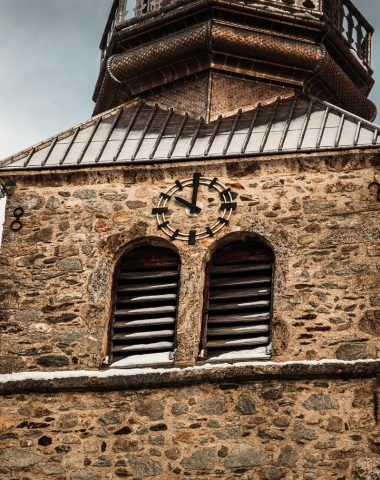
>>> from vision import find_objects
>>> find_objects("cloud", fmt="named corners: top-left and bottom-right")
top-left (0, 0), bottom-right (113, 159)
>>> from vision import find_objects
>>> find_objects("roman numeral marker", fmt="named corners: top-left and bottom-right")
top-left (158, 221), bottom-right (170, 230)
top-left (188, 230), bottom-right (196, 245)
top-left (209, 177), bottom-right (218, 189)
top-left (221, 202), bottom-right (237, 211)
top-left (206, 227), bottom-right (214, 237)
top-left (152, 207), bottom-right (168, 215)
top-left (220, 188), bottom-right (232, 199)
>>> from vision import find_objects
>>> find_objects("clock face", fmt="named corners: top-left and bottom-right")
top-left (152, 174), bottom-right (237, 244)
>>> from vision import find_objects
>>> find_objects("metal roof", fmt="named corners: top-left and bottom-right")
top-left (1, 94), bottom-right (380, 171)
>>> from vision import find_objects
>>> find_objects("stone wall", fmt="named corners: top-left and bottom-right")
top-left (0, 149), bottom-right (379, 372)
top-left (1, 377), bottom-right (380, 479)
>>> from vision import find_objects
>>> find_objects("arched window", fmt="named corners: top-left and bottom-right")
top-left (200, 238), bottom-right (274, 363)
top-left (109, 244), bottom-right (180, 368)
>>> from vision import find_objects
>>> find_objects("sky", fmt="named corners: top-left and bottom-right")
top-left (0, 0), bottom-right (380, 237)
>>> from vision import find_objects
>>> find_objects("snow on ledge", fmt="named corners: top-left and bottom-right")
top-left (0, 358), bottom-right (379, 385)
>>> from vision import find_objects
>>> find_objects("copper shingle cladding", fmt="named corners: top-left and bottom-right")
top-left (93, 0), bottom-right (376, 120)
top-left (1, 95), bottom-right (380, 171)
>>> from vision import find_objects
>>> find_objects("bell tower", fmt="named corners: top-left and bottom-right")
top-left (1, 1), bottom-right (380, 478)
top-left (93, 0), bottom-right (376, 121)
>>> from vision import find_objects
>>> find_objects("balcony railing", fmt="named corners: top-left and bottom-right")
top-left (325, 0), bottom-right (372, 68)
top-left (101, 1), bottom-right (150, 60)
top-left (101, 0), bottom-right (372, 69)
top-left (117, 0), bottom-right (162, 21)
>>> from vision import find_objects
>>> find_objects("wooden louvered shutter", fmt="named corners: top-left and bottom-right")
top-left (110, 246), bottom-right (179, 368)
top-left (201, 240), bottom-right (274, 362)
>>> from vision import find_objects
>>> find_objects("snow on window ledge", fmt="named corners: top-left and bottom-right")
top-left (0, 358), bottom-right (380, 396)
top-left (205, 346), bottom-right (271, 364)
top-left (110, 351), bottom-right (174, 368)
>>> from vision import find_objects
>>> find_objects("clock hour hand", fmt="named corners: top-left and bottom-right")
top-left (190, 173), bottom-right (201, 214)
top-left (174, 196), bottom-right (202, 214)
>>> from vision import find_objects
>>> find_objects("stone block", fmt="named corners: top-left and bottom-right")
top-left (225, 444), bottom-right (266, 468)
top-left (180, 447), bottom-right (217, 471)
top-left (127, 454), bottom-right (163, 477)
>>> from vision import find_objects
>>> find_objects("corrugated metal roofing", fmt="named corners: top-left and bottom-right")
top-left (1, 94), bottom-right (380, 171)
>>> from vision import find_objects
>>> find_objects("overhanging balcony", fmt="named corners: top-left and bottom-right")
top-left (100, 0), bottom-right (373, 70)
top-left (94, 0), bottom-right (376, 120)
top-left (324, 0), bottom-right (372, 69)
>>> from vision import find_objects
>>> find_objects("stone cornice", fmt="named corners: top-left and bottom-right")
top-left (1, 360), bottom-right (379, 396)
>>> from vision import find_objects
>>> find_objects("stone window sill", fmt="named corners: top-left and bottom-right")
top-left (0, 359), bottom-right (379, 396)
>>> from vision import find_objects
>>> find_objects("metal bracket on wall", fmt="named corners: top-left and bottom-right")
top-left (169, 349), bottom-right (177, 362)
top-left (10, 207), bottom-right (24, 232)
top-left (102, 356), bottom-right (110, 369)
top-left (197, 349), bottom-right (205, 362)
top-left (0, 179), bottom-right (16, 199)
top-left (369, 179), bottom-right (380, 201)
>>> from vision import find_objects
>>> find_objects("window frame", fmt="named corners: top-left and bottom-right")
top-left (198, 234), bottom-right (275, 364)
top-left (107, 239), bottom-right (181, 369)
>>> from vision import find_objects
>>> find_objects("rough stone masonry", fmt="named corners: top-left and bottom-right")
top-left (0, 150), bottom-right (379, 371)
top-left (0, 147), bottom-right (379, 479)
top-left (1, 377), bottom-right (380, 479)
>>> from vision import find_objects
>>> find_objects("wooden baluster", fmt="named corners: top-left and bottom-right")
top-left (366, 31), bottom-right (372, 66)
top-left (356, 23), bottom-right (363, 59)
top-left (346, 9), bottom-right (354, 46)
top-left (134, 0), bottom-right (145, 16)
top-left (334, 0), bottom-right (340, 27)
top-left (150, 0), bottom-right (161, 12)
top-left (117, 0), bottom-right (126, 23)
top-left (337, 0), bottom-right (344, 34)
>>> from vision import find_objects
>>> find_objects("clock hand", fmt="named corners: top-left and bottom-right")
top-left (190, 173), bottom-right (201, 214)
top-left (174, 196), bottom-right (202, 214)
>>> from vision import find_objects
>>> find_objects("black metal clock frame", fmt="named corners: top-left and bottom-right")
top-left (152, 174), bottom-right (237, 244)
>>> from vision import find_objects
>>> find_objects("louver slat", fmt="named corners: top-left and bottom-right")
top-left (117, 283), bottom-right (177, 293)
top-left (203, 240), bottom-right (274, 362)
top-left (207, 325), bottom-right (270, 336)
top-left (115, 305), bottom-right (177, 317)
top-left (207, 337), bottom-right (270, 348)
top-left (113, 330), bottom-right (174, 340)
top-left (210, 287), bottom-right (271, 300)
top-left (110, 246), bottom-right (179, 368)
top-left (208, 300), bottom-right (271, 311)
top-left (208, 313), bottom-right (271, 324)
top-left (210, 275), bottom-right (272, 287)
top-left (211, 264), bottom-right (272, 274)
top-left (116, 293), bottom-right (177, 304)
top-left (118, 270), bottom-right (178, 280)
top-left (113, 317), bottom-right (176, 328)
top-left (112, 341), bottom-right (174, 353)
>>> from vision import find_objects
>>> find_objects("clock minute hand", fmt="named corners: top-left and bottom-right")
top-left (190, 173), bottom-right (201, 214)
top-left (174, 196), bottom-right (202, 214)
